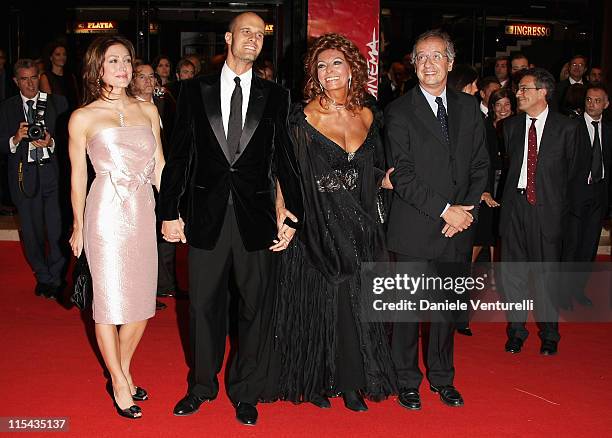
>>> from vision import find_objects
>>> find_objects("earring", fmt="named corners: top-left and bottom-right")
top-left (319, 81), bottom-right (324, 93)
top-left (348, 76), bottom-right (352, 89)
top-left (96, 78), bottom-right (102, 89)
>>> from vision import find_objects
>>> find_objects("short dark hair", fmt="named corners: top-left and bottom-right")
top-left (586, 82), bottom-right (608, 96)
top-left (495, 56), bottom-right (508, 63)
top-left (510, 52), bottom-right (528, 63)
top-left (447, 64), bottom-right (478, 93)
top-left (488, 87), bottom-right (517, 120)
top-left (570, 54), bottom-right (588, 65)
top-left (478, 76), bottom-right (501, 92)
top-left (522, 67), bottom-right (556, 103)
top-left (13, 58), bottom-right (38, 77)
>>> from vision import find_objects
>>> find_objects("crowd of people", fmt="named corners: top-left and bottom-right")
top-left (0, 10), bottom-right (610, 425)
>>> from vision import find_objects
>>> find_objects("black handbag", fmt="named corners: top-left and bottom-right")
top-left (71, 253), bottom-right (92, 310)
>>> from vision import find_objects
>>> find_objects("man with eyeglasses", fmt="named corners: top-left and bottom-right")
top-left (499, 67), bottom-right (580, 357)
top-left (563, 84), bottom-right (611, 308)
top-left (554, 55), bottom-right (589, 114)
top-left (385, 29), bottom-right (489, 410)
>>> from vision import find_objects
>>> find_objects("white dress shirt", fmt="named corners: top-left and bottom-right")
top-left (480, 102), bottom-right (489, 116)
top-left (420, 85), bottom-right (447, 117)
top-left (419, 85), bottom-right (451, 216)
top-left (9, 92), bottom-right (55, 160)
top-left (569, 77), bottom-right (583, 85)
top-left (518, 106), bottom-right (549, 189)
top-left (584, 112), bottom-right (605, 182)
top-left (221, 62), bottom-right (252, 138)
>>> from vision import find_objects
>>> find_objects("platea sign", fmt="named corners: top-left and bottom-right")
top-left (74, 21), bottom-right (119, 34)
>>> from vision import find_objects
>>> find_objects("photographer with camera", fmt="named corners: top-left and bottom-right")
top-left (0, 58), bottom-right (68, 299)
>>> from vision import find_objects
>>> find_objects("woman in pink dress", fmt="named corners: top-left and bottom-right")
top-left (68, 35), bottom-right (165, 419)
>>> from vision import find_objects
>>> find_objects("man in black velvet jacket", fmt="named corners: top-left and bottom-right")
top-left (159, 12), bottom-right (302, 425)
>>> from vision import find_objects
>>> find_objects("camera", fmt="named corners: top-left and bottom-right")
top-left (26, 92), bottom-right (48, 141)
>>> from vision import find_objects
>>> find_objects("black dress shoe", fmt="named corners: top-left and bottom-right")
top-left (540, 340), bottom-right (558, 356)
top-left (156, 300), bottom-right (167, 310)
top-left (575, 293), bottom-right (593, 307)
top-left (457, 327), bottom-right (473, 336)
top-left (43, 282), bottom-right (63, 300)
top-left (235, 402), bottom-right (258, 426)
top-left (35, 282), bottom-right (50, 297)
top-left (342, 391), bottom-right (368, 412)
top-left (430, 385), bottom-right (464, 407)
top-left (398, 388), bottom-right (421, 410)
top-left (173, 393), bottom-right (211, 416)
top-left (505, 337), bottom-right (523, 353)
top-left (132, 386), bottom-right (148, 401)
top-left (309, 394), bottom-right (331, 409)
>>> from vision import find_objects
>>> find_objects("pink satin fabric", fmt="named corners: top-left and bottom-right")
top-left (83, 126), bottom-right (157, 324)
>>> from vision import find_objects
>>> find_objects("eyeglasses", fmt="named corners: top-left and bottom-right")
top-left (516, 86), bottom-right (541, 94)
top-left (415, 52), bottom-right (448, 65)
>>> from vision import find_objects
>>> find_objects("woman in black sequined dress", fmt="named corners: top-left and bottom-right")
top-left (265, 34), bottom-right (397, 411)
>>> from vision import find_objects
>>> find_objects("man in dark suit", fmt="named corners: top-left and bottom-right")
top-left (0, 48), bottom-right (19, 215)
top-left (554, 54), bottom-right (588, 114)
top-left (0, 58), bottom-right (68, 298)
top-left (563, 83), bottom-right (611, 306)
top-left (159, 12), bottom-right (302, 425)
top-left (500, 68), bottom-right (579, 356)
top-left (384, 30), bottom-right (489, 410)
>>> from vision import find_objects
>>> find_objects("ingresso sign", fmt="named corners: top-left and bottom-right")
top-left (505, 24), bottom-right (551, 37)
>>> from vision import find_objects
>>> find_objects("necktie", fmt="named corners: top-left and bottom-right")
top-left (591, 120), bottom-right (603, 183)
top-left (227, 76), bottom-right (243, 159)
top-left (25, 100), bottom-right (43, 161)
top-left (435, 96), bottom-right (450, 145)
top-left (526, 118), bottom-right (538, 205)
top-left (26, 100), bottom-right (35, 124)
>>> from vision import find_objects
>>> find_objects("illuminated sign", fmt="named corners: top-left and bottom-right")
top-left (264, 24), bottom-right (274, 35)
top-left (505, 24), bottom-right (551, 37)
top-left (74, 21), bottom-right (118, 34)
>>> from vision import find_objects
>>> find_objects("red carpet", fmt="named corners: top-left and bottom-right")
top-left (0, 241), bottom-right (611, 437)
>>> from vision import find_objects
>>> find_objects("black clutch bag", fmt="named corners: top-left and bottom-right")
top-left (71, 253), bottom-right (92, 310)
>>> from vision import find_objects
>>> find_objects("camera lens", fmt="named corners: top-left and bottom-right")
top-left (27, 124), bottom-right (44, 141)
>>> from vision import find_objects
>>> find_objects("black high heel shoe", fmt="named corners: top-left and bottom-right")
top-left (106, 382), bottom-right (142, 419)
top-left (132, 387), bottom-right (148, 401)
top-left (342, 391), bottom-right (368, 412)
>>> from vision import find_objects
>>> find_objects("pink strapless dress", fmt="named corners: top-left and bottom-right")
top-left (84, 126), bottom-right (157, 324)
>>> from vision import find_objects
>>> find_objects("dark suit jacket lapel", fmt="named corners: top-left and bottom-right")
top-left (201, 76), bottom-right (232, 164)
top-left (236, 76), bottom-right (268, 163)
top-left (412, 87), bottom-right (449, 150)
top-left (446, 89), bottom-right (463, 153)
top-left (539, 113), bottom-right (555, 159)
